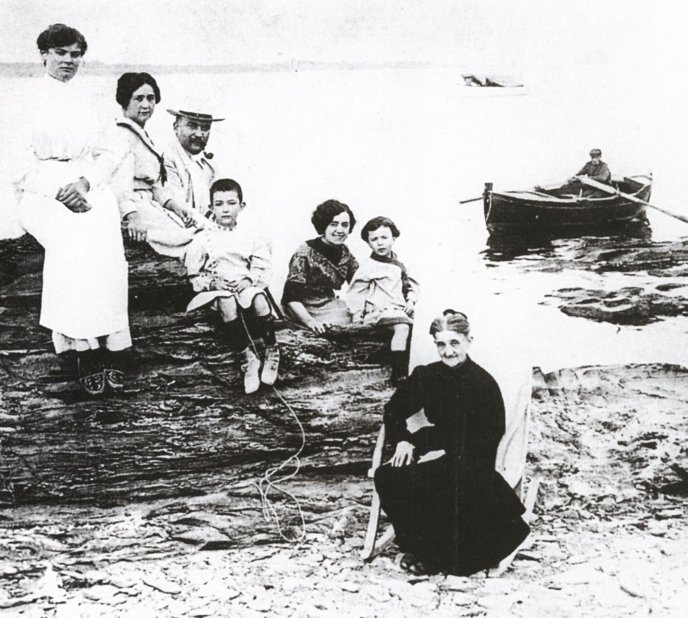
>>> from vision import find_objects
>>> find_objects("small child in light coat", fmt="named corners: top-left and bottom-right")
top-left (184, 178), bottom-right (279, 394)
top-left (346, 216), bottom-right (419, 383)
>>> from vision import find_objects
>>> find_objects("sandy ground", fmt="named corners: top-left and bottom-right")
top-left (1, 363), bottom-right (686, 617)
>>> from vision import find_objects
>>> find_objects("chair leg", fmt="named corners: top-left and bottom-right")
top-left (360, 489), bottom-right (398, 562)
top-left (373, 526), bottom-right (396, 558)
top-left (360, 490), bottom-right (382, 561)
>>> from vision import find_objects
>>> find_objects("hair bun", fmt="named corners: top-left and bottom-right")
top-left (429, 309), bottom-right (471, 336)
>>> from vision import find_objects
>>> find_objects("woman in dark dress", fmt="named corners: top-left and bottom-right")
top-left (374, 310), bottom-right (530, 575)
top-left (281, 199), bottom-right (358, 333)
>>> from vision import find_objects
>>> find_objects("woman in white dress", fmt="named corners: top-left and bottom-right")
top-left (110, 72), bottom-right (199, 257)
top-left (13, 24), bottom-right (131, 396)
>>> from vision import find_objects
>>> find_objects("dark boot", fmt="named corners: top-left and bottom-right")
top-left (103, 349), bottom-right (126, 392)
top-left (390, 351), bottom-right (408, 386)
top-left (77, 349), bottom-right (105, 396)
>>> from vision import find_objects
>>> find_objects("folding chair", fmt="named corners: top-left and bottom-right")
top-left (360, 372), bottom-right (539, 574)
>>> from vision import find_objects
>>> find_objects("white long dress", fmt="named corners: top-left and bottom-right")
top-left (12, 75), bottom-right (131, 352)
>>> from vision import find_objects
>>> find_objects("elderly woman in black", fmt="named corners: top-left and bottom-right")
top-left (374, 310), bottom-right (530, 575)
top-left (282, 199), bottom-right (359, 333)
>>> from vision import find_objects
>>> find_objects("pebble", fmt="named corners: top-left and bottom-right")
top-left (110, 576), bottom-right (139, 589)
top-left (408, 581), bottom-right (437, 607)
top-left (451, 591), bottom-right (476, 606)
top-left (188, 603), bottom-right (221, 617)
top-left (264, 553), bottom-right (297, 574)
top-left (361, 584), bottom-right (391, 602)
top-left (54, 599), bottom-right (99, 617)
top-left (173, 527), bottom-right (230, 546)
top-left (247, 596), bottom-right (273, 612)
top-left (82, 584), bottom-right (121, 602)
top-left (142, 576), bottom-right (182, 595)
top-left (82, 569), bottom-right (110, 585)
top-left (549, 564), bottom-right (597, 586)
top-left (385, 579), bottom-right (415, 598)
top-left (647, 520), bottom-right (669, 536)
top-left (442, 575), bottom-right (474, 592)
top-left (477, 594), bottom-right (518, 611)
top-left (617, 572), bottom-right (652, 599)
top-left (281, 576), bottom-right (305, 593)
top-left (0, 566), bottom-right (18, 576)
top-left (339, 581), bottom-right (360, 593)
top-left (656, 508), bottom-right (683, 519)
top-left (482, 578), bottom-right (518, 594)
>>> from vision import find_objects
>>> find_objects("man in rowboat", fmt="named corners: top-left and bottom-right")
top-left (570, 148), bottom-right (612, 197)
top-left (575, 148), bottom-right (611, 184)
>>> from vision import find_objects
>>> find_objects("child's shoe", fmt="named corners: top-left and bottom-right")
top-left (260, 344), bottom-right (280, 385)
top-left (241, 348), bottom-right (261, 394)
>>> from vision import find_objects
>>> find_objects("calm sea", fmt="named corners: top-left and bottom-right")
top-left (1, 67), bottom-right (687, 388)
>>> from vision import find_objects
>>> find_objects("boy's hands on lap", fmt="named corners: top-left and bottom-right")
top-left (213, 276), bottom-right (252, 294)
top-left (230, 277), bottom-right (252, 293)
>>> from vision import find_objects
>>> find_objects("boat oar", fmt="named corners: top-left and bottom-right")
top-left (459, 196), bottom-right (483, 204)
top-left (460, 185), bottom-right (493, 205)
top-left (575, 176), bottom-right (688, 225)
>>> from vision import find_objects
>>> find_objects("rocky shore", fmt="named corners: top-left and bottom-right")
top-left (1, 235), bottom-right (687, 616)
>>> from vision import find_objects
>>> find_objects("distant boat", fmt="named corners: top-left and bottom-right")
top-left (462, 74), bottom-right (524, 88)
top-left (483, 175), bottom-right (652, 236)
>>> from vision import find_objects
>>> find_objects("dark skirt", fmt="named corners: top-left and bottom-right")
top-left (374, 455), bottom-right (530, 575)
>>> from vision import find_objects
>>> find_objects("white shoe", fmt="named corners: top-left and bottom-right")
top-left (241, 348), bottom-right (261, 394)
top-left (261, 344), bottom-right (280, 385)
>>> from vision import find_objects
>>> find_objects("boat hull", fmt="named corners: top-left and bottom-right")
top-left (484, 176), bottom-right (652, 237)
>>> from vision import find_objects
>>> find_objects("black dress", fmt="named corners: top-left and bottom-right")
top-left (374, 357), bottom-right (530, 575)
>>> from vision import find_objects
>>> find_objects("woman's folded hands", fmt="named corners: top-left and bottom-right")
top-left (55, 177), bottom-right (91, 212)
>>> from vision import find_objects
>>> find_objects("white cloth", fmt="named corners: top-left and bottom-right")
top-left (53, 329), bottom-right (132, 354)
top-left (346, 254), bottom-right (418, 326)
top-left (12, 75), bottom-right (130, 343)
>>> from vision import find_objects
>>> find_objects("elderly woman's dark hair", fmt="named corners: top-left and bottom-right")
top-left (429, 309), bottom-right (470, 336)
top-left (116, 72), bottom-right (161, 108)
top-left (311, 199), bottom-right (356, 235)
top-left (37, 24), bottom-right (87, 54)
top-left (360, 216), bottom-right (400, 241)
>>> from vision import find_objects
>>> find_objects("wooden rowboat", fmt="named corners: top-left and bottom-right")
top-left (483, 174), bottom-right (652, 236)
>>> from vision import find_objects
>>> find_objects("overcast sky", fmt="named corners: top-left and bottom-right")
top-left (0, 0), bottom-right (685, 78)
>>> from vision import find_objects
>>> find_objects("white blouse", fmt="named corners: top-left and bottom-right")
top-left (12, 75), bottom-right (116, 199)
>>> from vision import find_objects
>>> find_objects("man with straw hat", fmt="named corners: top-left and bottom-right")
top-left (164, 104), bottom-right (225, 218)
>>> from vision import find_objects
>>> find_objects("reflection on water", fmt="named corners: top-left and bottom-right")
top-left (483, 220), bottom-right (653, 262)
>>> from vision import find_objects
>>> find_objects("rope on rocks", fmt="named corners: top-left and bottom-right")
top-left (239, 304), bottom-right (307, 543)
